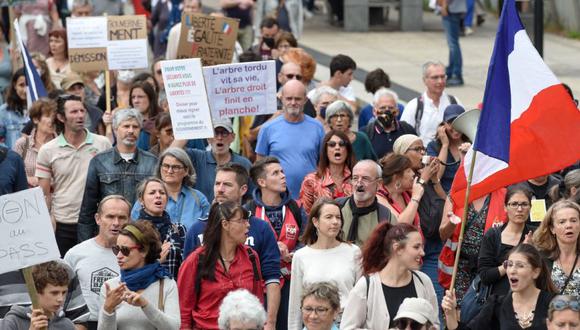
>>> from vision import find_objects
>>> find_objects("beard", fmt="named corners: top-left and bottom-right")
top-left (284, 106), bottom-right (302, 117)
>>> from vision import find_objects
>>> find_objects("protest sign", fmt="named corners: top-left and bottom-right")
top-left (177, 13), bottom-right (239, 66)
top-left (0, 188), bottom-right (60, 274)
top-left (530, 199), bottom-right (547, 222)
top-left (203, 60), bottom-right (277, 119)
top-left (67, 15), bottom-right (148, 72)
top-left (161, 58), bottom-right (214, 140)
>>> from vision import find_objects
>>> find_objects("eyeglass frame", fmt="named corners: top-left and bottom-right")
top-left (160, 163), bottom-right (186, 172)
top-left (112, 244), bottom-right (142, 257)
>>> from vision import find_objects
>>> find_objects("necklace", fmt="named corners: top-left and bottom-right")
top-left (515, 310), bottom-right (534, 329)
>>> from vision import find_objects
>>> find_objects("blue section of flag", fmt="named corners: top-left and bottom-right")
top-left (474, 0), bottom-right (525, 163)
top-left (21, 43), bottom-right (47, 103)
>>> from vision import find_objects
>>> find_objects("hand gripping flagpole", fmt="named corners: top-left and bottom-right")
top-left (450, 150), bottom-right (477, 291)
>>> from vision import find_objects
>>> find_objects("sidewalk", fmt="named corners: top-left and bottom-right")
top-left (299, 7), bottom-right (580, 108)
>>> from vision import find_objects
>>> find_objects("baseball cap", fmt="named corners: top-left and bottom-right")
top-left (213, 118), bottom-right (233, 133)
top-left (393, 297), bottom-right (436, 325)
top-left (60, 73), bottom-right (84, 91)
top-left (443, 104), bottom-right (465, 123)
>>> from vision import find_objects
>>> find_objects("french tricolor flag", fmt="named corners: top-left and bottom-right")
top-left (222, 22), bottom-right (232, 35)
top-left (450, 0), bottom-right (580, 206)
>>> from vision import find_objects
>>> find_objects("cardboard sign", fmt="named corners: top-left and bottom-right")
top-left (203, 60), bottom-right (277, 119)
top-left (176, 13), bottom-right (239, 66)
top-left (530, 199), bottom-right (547, 222)
top-left (161, 58), bottom-right (214, 140)
top-left (67, 15), bottom-right (148, 72)
top-left (0, 188), bottom-right (60, 274)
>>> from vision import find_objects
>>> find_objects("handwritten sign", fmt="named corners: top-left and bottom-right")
top-left (67, 15), bottom-right (148, 72)
top-left (161, 58), bottom-right (214, 140)
top-left (0, 188), bottom-right (60, 274)
top-left (203, 60), bottom-right (277, 119)
top-left (530, 199), bottom-right (547, 222)
top-left (177, 13), bottom-right (239, 66)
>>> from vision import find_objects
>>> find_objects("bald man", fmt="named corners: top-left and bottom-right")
top-left (256, 80), bottom-right (325, 199)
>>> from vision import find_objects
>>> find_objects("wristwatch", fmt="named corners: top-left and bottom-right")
top-left (417, 178), bottom-right (426, 186)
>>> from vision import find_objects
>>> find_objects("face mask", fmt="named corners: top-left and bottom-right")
top-left (377, 111), bottom-right (394, 129)
top-left (319, 106), bottom-right (327, 119)
top-left (262, 37), bottom-right (275, 49)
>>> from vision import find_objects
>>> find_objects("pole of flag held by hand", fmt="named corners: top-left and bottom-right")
top-left (104, 13), bottom-right (113, 138)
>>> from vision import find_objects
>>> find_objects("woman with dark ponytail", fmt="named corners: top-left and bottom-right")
top-left (177, 201), bottom-right (264, 330)
top-left (340, 222), bottom-right (439, 330)
top-left (443, 243), bottom-right (557, 330)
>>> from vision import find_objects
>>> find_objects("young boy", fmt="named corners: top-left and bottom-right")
top-left (2, 261), bottom-right (75, 329)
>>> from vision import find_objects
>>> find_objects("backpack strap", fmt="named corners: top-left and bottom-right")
top-left (246, 247), bottom-right (261, 281)
top-left (158, 278), bottom-right (165, 311)
top-left (414, 96), bottom-right (424, 132)
top-left (365, 275), bottom-right (370, 300)
top-left (411, 270), bottom-right (424, 285)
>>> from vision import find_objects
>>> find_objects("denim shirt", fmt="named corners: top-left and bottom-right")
top-left (131, 185), bottom-right (210, 230)
top-left (77, 147), bottom-right (158, 241)
top-left (0, 104), bottom-right (28, 149)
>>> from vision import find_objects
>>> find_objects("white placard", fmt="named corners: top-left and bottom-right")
top-left (161, 58), bottom-right (214, 140)
top-left (203, 60), bottom-right (277, 119)
top-left (66, 17), bottom-right (108, 48)
top-left (107, 39), bottom-right (149, 70)
top-left (0, 188), bottom-right (60, 273)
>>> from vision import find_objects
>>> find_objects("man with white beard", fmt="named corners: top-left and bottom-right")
top-left (256, 80), bottom-right (325, 200)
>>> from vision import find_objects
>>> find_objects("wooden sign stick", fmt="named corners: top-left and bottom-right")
top-left (22, 267), bottom-right (47, 330)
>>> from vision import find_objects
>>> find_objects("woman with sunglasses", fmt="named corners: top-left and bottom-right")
top-left (288, 199), bottom-right (362, 330)
top-left (341, 222), bottom-right (439, 330)
top-left (546, 295), bottom-right (579, 330)
top-left (132, 148), bottom-right (210, 231)
top-left (299, 130), bottom-right (355, 214)
top-left (477, 185), bottom-right (535, 297)
top-left (177, 201), bottom-right (264, 330)
top-left (98, 220), bottom-right (179, 330)
top-left (442, 243), bottom-right (557, 330)
top-left (300, 282), bottom-right (341, 330)
top-left (134, 178), bottom-right (186, 280)
top-left (426, 104), bottom-right (471, 193)
top-left (533, 200), bottom-right (580, 296)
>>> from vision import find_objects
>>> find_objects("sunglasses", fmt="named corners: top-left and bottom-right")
top-left (327, 140), bottom-right (346, 148)
top-left (112, 244), bottom-right (141, 257)
top-left (285, 74), bottom-right (303, 80)
top-left (392, 318), bottom-right (424, 330)
top-left (550, 298), bottom-right (580, 312)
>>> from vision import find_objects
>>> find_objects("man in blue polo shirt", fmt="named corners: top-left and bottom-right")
top-left (183, 163), bottom-right (281, 330)
top-left (172, 119), bottom-right (252, 202)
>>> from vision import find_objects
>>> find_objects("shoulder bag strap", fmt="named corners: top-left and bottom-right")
top-left (560, 254), bottom-right (579, 294)
top-left (158, 278), bottom-right (165, 311)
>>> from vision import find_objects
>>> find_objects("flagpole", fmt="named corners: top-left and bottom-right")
top-left (105, 70), bottom-right (112, 137)
top-left (450, 150), bottom-right (477, 290)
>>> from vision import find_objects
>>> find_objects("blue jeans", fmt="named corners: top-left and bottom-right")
top-left (442, 13), bottom-right (463, 79)
top-left (421, 237), bottom-right (444, 325)
top-left (464, 0), bottom-right (475, 27)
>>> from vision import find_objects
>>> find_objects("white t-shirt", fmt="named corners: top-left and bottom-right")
top-left (288, 243), bottom-right (362, 330)
top-left (64, 238), bottom-right (119, 321)
top-left (401, 91), bottom-right (463, 145)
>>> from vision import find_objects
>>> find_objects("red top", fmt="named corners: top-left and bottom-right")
top-left (177, 244), bottom-right (264, 330)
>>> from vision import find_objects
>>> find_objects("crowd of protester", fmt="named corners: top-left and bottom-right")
top-left (0, 0), bottom-right (579, 330)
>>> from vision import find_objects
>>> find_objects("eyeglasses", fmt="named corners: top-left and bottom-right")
top-left (327, 140), bottom-right (346, 148)
top-left (112, 244), bottom-right (141, 257)
top-left (214, 129), bottom-right (231, 137)
top-left (285, 74), bottom-right (303, 81)
top-left (550, 297), bottom-right (580, 312)
top-left (503, 260), bottom-right (531, 270)
top-left (427, 74), bottom-right (447, 81)
top-left (408, 146), bottom-right (426, 153)
top-left (351, 176), bottom-right (379, 185)
top-left (161, 163), bottom-right (185, 172)
top-left (507, 202), bottom-right (531, 209)
top-left (301, 306), bottom-right (330, 316)
top-left (392, 318), bottom-right (424, 330)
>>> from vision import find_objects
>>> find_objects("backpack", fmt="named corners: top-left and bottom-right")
top-left (414, 94), bottom-right (457, 133)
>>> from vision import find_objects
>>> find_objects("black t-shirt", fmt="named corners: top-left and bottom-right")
top-left (382, 277), bottom-right (417, 327)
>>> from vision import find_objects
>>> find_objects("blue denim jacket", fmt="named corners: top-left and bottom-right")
top-left (77, 147), bottom-right (158, 241)
top-left (0, 104), bottom-right (28, 149)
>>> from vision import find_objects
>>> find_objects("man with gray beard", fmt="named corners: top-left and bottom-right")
top-left (256, 80), bottom-right (325, 199)
top-left (339, 160), bottom-right (396, 246)
top-left (77, 109), bottom-right (158, 241)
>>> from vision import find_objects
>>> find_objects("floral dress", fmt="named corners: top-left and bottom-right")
top-left (551, 261), bottom-right (580, 296)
